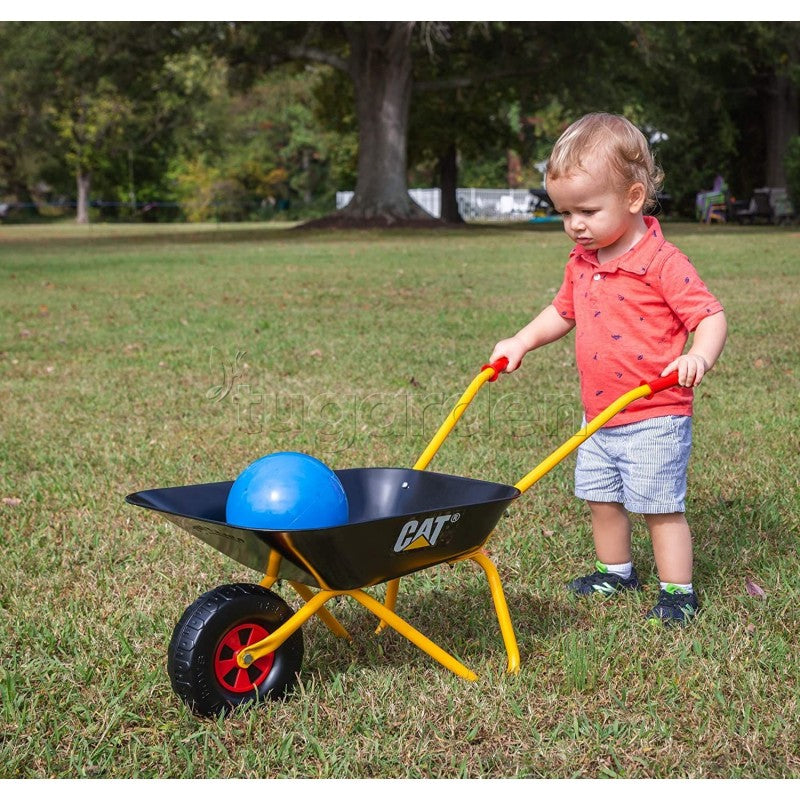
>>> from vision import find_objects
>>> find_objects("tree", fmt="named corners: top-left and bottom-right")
top-left (5, 21), bottom-right (797, 225)
top-left (627, 22), bottom-right (800, 209)
top-left (51, 81), bottom-right (134, 223)
top-left (0, 23), bottom-right (66, 213)
top-left (169, 63), bottom-right (344, 221)
top-left (333, 22), bottom-right (429, 222)
top-left (757, 24), bottom-right (800, 187)
top-left (0, 21), bottom-right (220, 222)
top-left (409, 23), bottom-right (517, 223)
top-left (226, 21), bottom-right (442, 225)
top-left (409, 22), bottom-right (647, 223)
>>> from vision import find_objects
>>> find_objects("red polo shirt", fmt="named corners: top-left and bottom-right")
top-left (552, 216), bottom-right (724, 425)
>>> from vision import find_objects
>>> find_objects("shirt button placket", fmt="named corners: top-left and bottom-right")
top-left (590, 270), bottom-right (602, 310)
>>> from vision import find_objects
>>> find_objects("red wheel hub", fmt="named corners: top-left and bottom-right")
top-left (213, 622), bottom-right (275, 693)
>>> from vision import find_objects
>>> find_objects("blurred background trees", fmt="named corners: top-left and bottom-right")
top-left (0, 20), bottom-right (797, 224)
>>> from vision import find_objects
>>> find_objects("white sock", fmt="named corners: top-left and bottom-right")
top-left (661, 581), bottom-right (693, 594)
top-left (601, 561), bottom-right (633, 579)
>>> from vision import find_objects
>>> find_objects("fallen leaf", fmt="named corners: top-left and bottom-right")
top-left (754, 358), bottom-right (765, 368)
top-left (745, 578), bottom-right (766, 598)
top-left (745, 623), bottom-right (756, 636)
top-left (542, 529), bottom-right (555, 537)
top-left (2, 497), bottom-right (22, 507)
top-left (309, 349), bottom-right (322, 358)
top-left (409, 376), bottom-right (421, 388)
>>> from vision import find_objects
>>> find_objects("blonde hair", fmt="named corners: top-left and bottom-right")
top-left (546, 113), bottom-right (665, 211)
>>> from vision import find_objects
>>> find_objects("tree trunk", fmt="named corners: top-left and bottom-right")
top-left (438, 141), bottom-right (464, 223)
top-left (339, 22), bottom-right (433, 224)
top-left (76, 169), bottom-right (91, 224)
top-left (765, 68), bottom-right (799, 187)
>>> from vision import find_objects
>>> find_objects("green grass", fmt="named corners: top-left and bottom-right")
top-left (1, 220), bottom-right (799, 778)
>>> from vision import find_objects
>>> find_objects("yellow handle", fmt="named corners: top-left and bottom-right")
top-left (376, 362), bottom-right (501, 634)
top-left (514, 383), bottom-right (653, 494)
top-left (413, 365), bottom-right (498, 471)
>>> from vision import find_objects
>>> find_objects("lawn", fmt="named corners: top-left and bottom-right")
top-left (1, 220), bottom-right (799, 778)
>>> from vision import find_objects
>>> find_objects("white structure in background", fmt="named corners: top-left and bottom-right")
top-left (335, 188), bottom-right (540, 221)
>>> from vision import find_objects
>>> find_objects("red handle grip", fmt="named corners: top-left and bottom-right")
top-left (481, 357), bottom-right (509, 382)
top-left (644, 371), bottom-right (680, 397)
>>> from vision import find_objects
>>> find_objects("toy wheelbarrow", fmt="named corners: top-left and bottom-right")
top-left (126, 361), bottom-right (679, 716)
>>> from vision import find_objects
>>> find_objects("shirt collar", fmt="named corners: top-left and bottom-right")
top-left (570, 216), bottom-right (665, 275)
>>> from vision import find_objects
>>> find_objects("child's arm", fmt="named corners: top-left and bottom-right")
top-left (662, 310), bottom-right (728, 387)
top-left (490, 304), bottom-right (576, 373)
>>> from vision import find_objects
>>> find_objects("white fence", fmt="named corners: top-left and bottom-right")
top-left (336, 188), bottom-right (547, 221)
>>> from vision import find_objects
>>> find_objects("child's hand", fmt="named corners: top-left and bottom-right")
top-left (490, 336), bottom-right (529, 373)
top-left (661, 354), bottom-right (709, 387)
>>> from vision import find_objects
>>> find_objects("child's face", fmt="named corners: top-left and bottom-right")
top-left (546, 160), bottom-right (646, 258)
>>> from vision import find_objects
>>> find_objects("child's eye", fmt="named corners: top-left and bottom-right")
top-left (582, 209), bottom-right (597, 216)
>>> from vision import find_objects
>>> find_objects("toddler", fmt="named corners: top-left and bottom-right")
top-left (490, 112), bottom-right (727, 624)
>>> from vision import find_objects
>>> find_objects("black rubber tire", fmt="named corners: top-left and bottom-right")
top-left (167, 583), bottom-right (303, 717)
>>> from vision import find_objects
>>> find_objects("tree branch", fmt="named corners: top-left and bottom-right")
top-left (415, 67), bottom-right (542, 93)
top-left (282, 45), bottom-right (348, 74)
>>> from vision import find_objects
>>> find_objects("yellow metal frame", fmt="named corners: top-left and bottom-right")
top-left (514, 382), bottom-right (653, 494)
top-left (237, 367), bottom-right (658, 682)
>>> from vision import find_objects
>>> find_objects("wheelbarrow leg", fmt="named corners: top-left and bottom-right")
top-left (468, 549), bottom-right (520, 674)
top-left (288, 581), bottom-right (351, 640)
top-left (237, 589), bottom-right (341, 667)
top-left (350, 588), bottom-right (478, 682)
top-left (259, 549), bottom-right (284, 589)
top-left (374, 578), bottom-right (401, 634)
top-left (259, 550), bottom-right (351, 640)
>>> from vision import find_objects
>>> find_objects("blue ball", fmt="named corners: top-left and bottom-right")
top-left (225, 451), bottom-right (349, 530)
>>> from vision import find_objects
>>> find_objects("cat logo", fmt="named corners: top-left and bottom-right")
top-left (393, 512), bottom-right (461, 553)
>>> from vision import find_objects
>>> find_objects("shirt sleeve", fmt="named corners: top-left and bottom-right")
top-left (657, 251), bottom-right (724, 332)
top-left (552, 260), bottom-right (576, 320)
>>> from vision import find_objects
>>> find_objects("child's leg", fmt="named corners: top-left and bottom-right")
top-left (589, 501), bottom-right (632, 564)
top-left (645, 512), bottom-right (693, 585)
top-left (567, 501), bottom-right (640, 595)
top-left (645, 511), bottom-right (698, 624)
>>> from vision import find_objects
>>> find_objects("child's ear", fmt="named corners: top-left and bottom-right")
top-left (628, 182), bottom-right (647, 213)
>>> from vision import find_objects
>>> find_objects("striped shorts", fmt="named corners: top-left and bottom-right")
top-left (574, 415), bottom-right (692, 514)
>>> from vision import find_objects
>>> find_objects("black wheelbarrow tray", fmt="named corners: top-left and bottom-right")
top-left (126, 360), bottom-right (679, 716)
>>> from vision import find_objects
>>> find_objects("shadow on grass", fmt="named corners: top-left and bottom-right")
top-left (282, 485), bottom-right (797, 686)
top-left (4, 219), bottom-right (796, 253)
top-left (0, 220), bottom-right (568, 252)
top-left (283, 568), bottom-right (583, 684)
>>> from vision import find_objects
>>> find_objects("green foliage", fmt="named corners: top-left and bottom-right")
top-left (0, 23), bottom-right (70, 205)
top-left (167, 64), bottom-right (355, 220)
top-left (458, 153), bottom-right (509, 188)
top-left (627, 22), bottom-right (800, 213)
top-left (784, 136), bottom-right (800, 211)
top-left (308, 67), bottom-right (358, 191)
top-left (0, 22), bottom-right (222, 218)
top-left (1, 21), bottom-right (798, 220)
top-left (168, 159), bottom-right (240, 222)
top-left (50, 78), bottom-right (135, 175)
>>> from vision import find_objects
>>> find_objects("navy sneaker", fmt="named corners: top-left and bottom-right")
top-left (646, 586), bottom-right (699, 625)
top-left (567, 561), bottom-right (641, 596)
